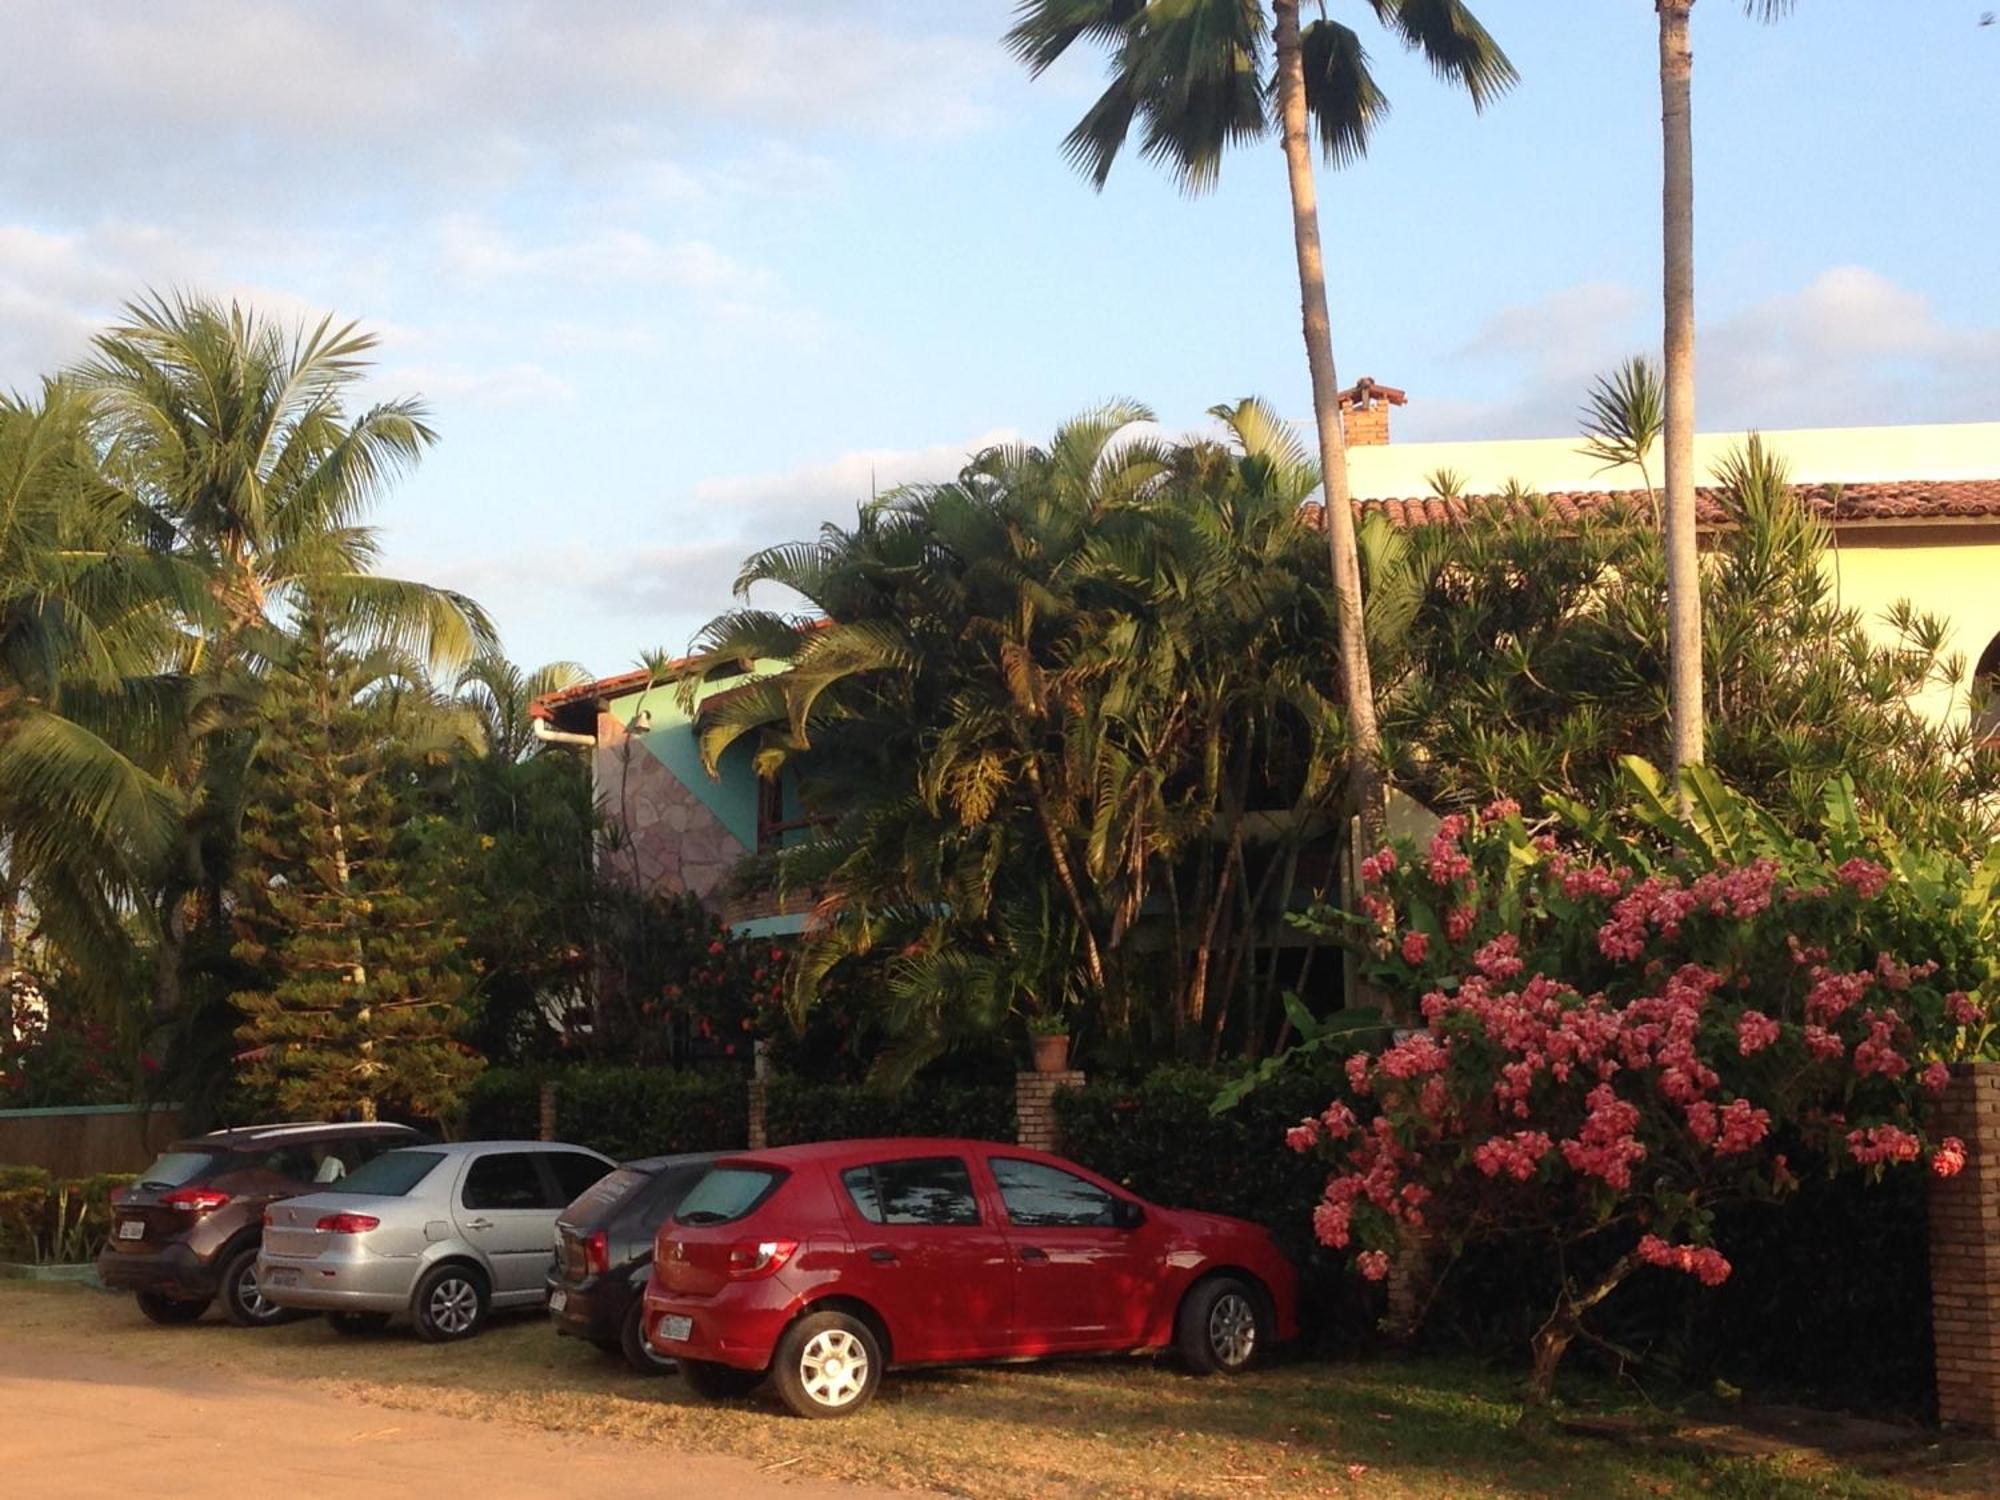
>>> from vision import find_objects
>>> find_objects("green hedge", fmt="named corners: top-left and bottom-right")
top-left (0, 1166), bottom-right (135, 1263)
top-left (466, 1066), bottom-right (748, 1161)
top-left (765, 1079), bottom-right (1015, 1147)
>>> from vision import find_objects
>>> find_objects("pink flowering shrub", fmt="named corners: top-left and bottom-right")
top-left (1292, 771), bottom-right (1995, 1399)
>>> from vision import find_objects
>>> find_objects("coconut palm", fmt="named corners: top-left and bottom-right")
top-left (1657, 2), bottom-right (1795, 780)
top-left (77, 293), bottom-right (497, 1017)
top-left (1006, 0), bottom-right (1515, 830)
top-left (454, 653), bottom-right (591, 765)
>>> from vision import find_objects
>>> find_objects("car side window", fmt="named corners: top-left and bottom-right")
top-left (989, 1157), bottom-right (1118, 1229)
top-left (462, 1152), bottom-right (547, 1211)
top-left (842, 1157), bottom-right (980, 1227)
top-left (257, 1146), bottom-right (320, 1183)
top-left (546, 1151), bottom-right (612, 1206)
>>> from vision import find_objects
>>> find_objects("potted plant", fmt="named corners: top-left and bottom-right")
top-left (1026, 1011), bottom-right (1071, 1074)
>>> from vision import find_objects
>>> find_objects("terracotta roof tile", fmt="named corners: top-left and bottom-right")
top-left (1332, 479), bottom-right (2000, 531)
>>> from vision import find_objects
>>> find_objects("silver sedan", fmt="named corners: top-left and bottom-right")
top-left (258, 1141), bottom-right (613, 1341)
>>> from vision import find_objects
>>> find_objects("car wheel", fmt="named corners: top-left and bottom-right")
top-left (1176, 1275), bottom-right (1267, 1376)
top-left (770, 1310), bottom-right (882, 1418)
top-left (135, 1290), bottom-right (209, 1325)
top-left (620, 1298), bottom-right (677, 1376)
top-left (411, 1264), bottom-right (488, 1343)
top-left (327, 1311), bottom-right (393, 1337)
top-left (221, 1245), bottom-right (294, 1328)
top-left (680, 1358), bottom-right (766, 1401)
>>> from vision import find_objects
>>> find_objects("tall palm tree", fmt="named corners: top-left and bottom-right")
top-left (1006, 1), bottom-right (1515, 829)
top-left (1658, 1), bottom-right (1794, 779)
top-left (77, 293), bottom-right (497, 1018)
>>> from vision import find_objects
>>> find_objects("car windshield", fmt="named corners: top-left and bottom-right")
top-left (319, 1148), bottom-right (446, 1197)
top-left (560, 1166), bottom-right (654, 1224)
top-left (135, 1150), bottom-right (233, 1189)
top-left (675, 1166), bottom-right (784, 1226)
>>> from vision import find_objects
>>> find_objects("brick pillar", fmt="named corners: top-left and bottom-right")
top-left (1931, 1062), bottom-right (2000, 1433)
top-left (747, 1079), bottom-right (768, 1150)
top-left (537, 1079), bottom-right (557, 1142)
top-left (1015, 1070), bottom-right (1085, 1152)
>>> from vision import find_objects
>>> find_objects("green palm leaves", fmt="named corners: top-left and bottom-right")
top-left (1007, 0), bottom-right (1516, 191)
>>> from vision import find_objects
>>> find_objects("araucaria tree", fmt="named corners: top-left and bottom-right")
top-left (1008, 0), bottom-right (1516, 827)
top-left (230, 621), bottom-right (481, 1123)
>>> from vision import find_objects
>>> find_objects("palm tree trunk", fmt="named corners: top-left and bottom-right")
top-left (1659, 0), bottom-right (1705, 782)
top-left (1021, 760), bottom-right (1108, 995)
top-left (1272, 0), bottom-right (1385, 836)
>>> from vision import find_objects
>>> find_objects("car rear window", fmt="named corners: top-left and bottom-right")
top-left (321, 1148), bottom-right (446, 1197)
top-left (676, 1166), bottom-right (785, 1226)
top-left (135, 1150), bottom-right (234, 1189)
top-left (561, 1165), bottom-right (654, 1224)
top-left (841, 1157), bottom-right (981, 1227)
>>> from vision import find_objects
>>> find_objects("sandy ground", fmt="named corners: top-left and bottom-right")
top-left (0, 1339), bottom-right (916, 1500)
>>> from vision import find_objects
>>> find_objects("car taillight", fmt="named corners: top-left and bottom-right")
top-left (315, 1212), bottom-right (380, 1234)
top-left (726, 1239), bottom-right (798, 1278)
top-left (585, 1228), bottom-right (610, 1277)
top-left (161, 1187), bottom-right (231, 1213)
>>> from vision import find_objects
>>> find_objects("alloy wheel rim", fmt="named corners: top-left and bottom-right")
top-left (239, 1264), bottom-right (276, 1320)
top-left (430, 1278), bottom-right (479, 1334)
top-left (798, 1328), bottom-right (868, 1407)
top-left (1208, 1292), bottom-right (1257, 1368)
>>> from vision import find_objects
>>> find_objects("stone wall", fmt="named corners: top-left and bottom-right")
top-left (593, 711), bottom-right (747, 903)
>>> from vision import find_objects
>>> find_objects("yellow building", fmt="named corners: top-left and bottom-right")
top-left (1334, 384), bottom-right (2000, 736)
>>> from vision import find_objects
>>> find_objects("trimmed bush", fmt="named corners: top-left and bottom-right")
top-left (765, 1079), bottom-right (1014, 1147)
top-left (465, 1065), bottom-right (747, 1161)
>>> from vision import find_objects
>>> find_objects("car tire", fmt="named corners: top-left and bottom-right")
top-left (620, 1297), bottom-right (677, 1376)
top-left (327, 1311), bottom-right (393, 1337)
top-left (770, 1310), bottom-right (883, 1419)
top-left (135, 1290), bottom-right (209, 1326)
top-left (680, 1358), bottom-right (766, 1401)
top-left (1176, 1275), bottom-right (1267, 1376)
top-left (411, 1264), bottom-right (489, 1343)
top-left (221, 1245), bottom-right (295, 1328)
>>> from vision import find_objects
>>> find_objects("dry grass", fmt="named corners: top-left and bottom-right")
top-left (0, 1281), bottom-right (1965, 1498)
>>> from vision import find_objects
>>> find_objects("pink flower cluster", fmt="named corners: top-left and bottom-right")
top-left (1637, 1234), bottom-right (1732, 1286)
top-left (1594, 863), bottom-right (1776, 963)
top-left (1736, 1010), bottom-right (1780, 1056)
top-left (1358, 847), bottom-right (1399, 886)
top-left (1835, 858), bottom-right (1891, 900)
top-left (1846, 1123), bottom-right (1922, 1167)
top-left (1472, 1130), bottom-right (1553, 1181)
top-left (1947, 991), bottom-right (1985, 1027)
top-left (1426, 816), bottom-right (1473, 886)
top-left (1355, 1250), bottom-right (1391, 1282)
top-left (1933, 1137), bottom-right (1968, 1179)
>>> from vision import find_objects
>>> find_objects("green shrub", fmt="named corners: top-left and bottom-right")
top-left (765, 1078), bottom-right (1014, 1147)
top-left (0, 1166), bottom-right (135, 1263)
top-left (466, 1065), bottom-right (747, 1160)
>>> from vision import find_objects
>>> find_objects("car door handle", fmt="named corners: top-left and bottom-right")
top-left (867, 1248), bottom-right (897, 1264)
top-left (1019, 1246), bottom-right (1049, 1262)
top-left (464, 1217), bottom-right (494, 1231)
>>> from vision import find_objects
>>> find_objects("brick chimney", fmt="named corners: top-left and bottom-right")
top-left (1339, 377), bottom-right (1406, 447)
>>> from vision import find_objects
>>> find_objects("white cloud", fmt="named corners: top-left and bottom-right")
top-left (376, 360), bottom-right (573, 409)
top-left (1406, 266), bottom-right (2000, 440)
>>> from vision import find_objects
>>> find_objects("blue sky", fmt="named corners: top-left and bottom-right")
top-left (2, 1), bottom-right (1995, 675)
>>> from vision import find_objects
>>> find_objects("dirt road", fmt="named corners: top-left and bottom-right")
top-left (0, 1342), bottom-right (910, 1500)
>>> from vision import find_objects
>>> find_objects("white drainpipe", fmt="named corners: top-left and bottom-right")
top-left (532, 718), bottom-right (597, 748)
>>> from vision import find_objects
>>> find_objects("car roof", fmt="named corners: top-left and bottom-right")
top-left (176, 1121), bottom-right (423, 1150)
top-left (619, 1151), bottom-right (726, 1174)
top-left (714, 1137), bottom-right (1030, 1168)
top-left (370, 1140), bottom-right (609, 1158)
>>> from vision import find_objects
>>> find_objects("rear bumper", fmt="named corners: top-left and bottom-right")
top-left (640, 1277), bottom-right (800, 1372)
top-left (255, 1250), bottom-right (417, 1314)
top-left (95, 1242), bottom-right (218, 1303)
top-left (545, 1272), bottom-right (627, 1345)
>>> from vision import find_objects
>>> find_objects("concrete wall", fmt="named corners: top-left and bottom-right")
top-left (1831, 527), bottom-right (2000, 726)
top-left (0, 1105), bottom-right (185, 1178)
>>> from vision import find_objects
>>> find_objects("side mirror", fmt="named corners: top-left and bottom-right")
top-left (1112, 1198), bottom-right (1146, 1231)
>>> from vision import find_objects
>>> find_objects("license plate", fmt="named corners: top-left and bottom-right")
top-left (262, 1266), bottom-right (300, 1289)
top-left (659, 1314), bottom-right (692, 1343)
top-left (117, 1220), bottom-right (144, 1241)
top-left (548, 1289), bottom-right (567, 1314)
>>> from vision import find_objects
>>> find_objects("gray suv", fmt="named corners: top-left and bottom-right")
top-left (257, 1141), bottom-right (613, 1341)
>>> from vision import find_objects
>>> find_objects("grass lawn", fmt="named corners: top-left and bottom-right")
top-left (0, 1280), bottom-right (1982, 1497)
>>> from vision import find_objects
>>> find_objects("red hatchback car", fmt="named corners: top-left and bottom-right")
top-left (642, 1137), bottom-right (1298, 1417)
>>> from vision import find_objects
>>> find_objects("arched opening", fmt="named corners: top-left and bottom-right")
top-left (1975, 632), bottom-right (2000, 745)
